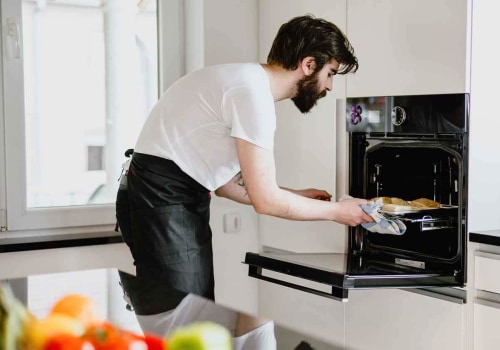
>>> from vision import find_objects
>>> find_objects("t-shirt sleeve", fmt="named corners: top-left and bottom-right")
top-left (222, 86), bottom-right (276, 150)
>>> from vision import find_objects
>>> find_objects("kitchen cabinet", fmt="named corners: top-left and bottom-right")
top-left (345, 289), bottom-right (465, 350)
top-left (258, 279), bottom-right (345, 347)
top-left (253, 3), bottom-right (471, 348)
top-left (468, 0), bottom-right (500, 232)
top-left (474, 301), bottom-right (500, 350)
top-left (256, 279), bottom-right (466, 349)
top-left (210, 197), bottom-right (260, 315)
top-left (468, 240), bottom-right (500, 350)
top-left (346, 0), bottom-right (470, 97)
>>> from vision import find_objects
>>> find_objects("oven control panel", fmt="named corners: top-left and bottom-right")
top-left (346, 94), bottom-right (468, 134)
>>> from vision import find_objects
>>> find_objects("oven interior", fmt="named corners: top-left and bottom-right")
top-left (350, 134), bottom-right (466, 271)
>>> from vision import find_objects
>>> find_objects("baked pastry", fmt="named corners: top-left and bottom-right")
top-left (370, 197), bottom-right (409, 206)
top-left (370, 197), bottom-right (392, 204)
top-left (409, 198), bottom-right (440, 209)
top-left (390, 197), bottom-right (409, 206)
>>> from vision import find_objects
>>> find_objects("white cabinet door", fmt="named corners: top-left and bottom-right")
top-left (258, 281), bottom-right (345, 347)
top-left (474, 300), bottom-right (500, 350)
top-left (345, 289), bottom-right (465, 350)
top-left (471, 248), bottom-right (500, 350)
top-left (346, 0), bottom-right (470, 97)
top-left (468, 0), bottom-right (500, 232)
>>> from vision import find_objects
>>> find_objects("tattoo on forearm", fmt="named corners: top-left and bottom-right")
top-left (234, 172), bottom-right (248, 196)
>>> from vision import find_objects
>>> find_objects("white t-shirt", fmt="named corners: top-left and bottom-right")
top-left (134, 63), bottom-right (276, 191)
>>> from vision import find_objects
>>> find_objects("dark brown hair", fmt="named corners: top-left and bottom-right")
top-left (267, 14), bottom-right (358, 75)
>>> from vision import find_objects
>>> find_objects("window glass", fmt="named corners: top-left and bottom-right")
top-left (21, 0), bottom-right (157, 208)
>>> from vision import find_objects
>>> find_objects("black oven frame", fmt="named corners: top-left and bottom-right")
top-left (348, 132), bottom-right (468, 287)
top-left (243, 93), bottom-right (470, 302)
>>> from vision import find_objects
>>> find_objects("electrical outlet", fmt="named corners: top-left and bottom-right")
top-left (223, 212), bottom-right (241, 233)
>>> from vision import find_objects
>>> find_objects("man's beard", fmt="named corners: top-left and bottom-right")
top-left (291, 73), bottom-right (327, 114)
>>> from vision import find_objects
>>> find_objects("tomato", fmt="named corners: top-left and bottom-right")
top-left (121, 330), bottom-right (166, 350)
top-left (44, 334), bottom-right (95, 350)
top-left (83, 322), bottom-right (147, 350)
top-left (143, 333), bottom-right (166, 350)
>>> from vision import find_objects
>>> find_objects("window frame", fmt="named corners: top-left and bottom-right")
top-left (0, 0), bottom-right (177, 237)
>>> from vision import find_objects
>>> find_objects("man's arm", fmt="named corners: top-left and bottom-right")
top-left (214, 174), bottom-right (332, 204)
top-left (234, 138), bottom-right (372, 226)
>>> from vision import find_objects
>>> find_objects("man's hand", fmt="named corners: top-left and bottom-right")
top-left (332, 197), bottom-right (373, 226)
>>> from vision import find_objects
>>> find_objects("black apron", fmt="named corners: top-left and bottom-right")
top-left (116, 152), bottom-right (214, 315)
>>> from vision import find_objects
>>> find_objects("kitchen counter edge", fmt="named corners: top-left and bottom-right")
top-left (469, 230), bottom-right (500, 246)
top-left (0, 231), bottom-right (123, 253)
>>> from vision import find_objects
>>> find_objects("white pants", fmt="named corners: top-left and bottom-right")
top-left (135, 293), bottom-right (277, 350)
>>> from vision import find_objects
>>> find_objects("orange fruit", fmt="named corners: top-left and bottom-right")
top-left (49, 294), bottom-right (101, 326)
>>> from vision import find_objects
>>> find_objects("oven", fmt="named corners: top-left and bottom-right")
top-left (244, 93), bottom-right (469, 302)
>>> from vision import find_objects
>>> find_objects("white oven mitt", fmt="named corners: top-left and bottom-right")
top-left (340, 195), bottom-right (407, 235)
top-left (360, 199), bottom-right (407, 235)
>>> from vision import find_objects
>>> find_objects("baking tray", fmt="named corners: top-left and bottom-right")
top-left (380, 204), bottom-right (458, 216)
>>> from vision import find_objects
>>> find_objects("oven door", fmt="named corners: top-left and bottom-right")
top-left (244, 250), bottom-right (463, 302)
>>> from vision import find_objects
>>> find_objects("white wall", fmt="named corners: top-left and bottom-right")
top-left (204, 0), bottom-right (259, 65)
top-left (468, 0), bottom-right (500, 232)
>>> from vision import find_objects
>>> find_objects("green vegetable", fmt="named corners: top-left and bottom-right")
top-left (0, 283), bottom-right (34, 350)
top-left (168, 321), bottom-right (232, 350)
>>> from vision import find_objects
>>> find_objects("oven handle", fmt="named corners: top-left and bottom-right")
top-left (399, 215), bottom-right (457, 231)
top-left (247, 265), bottom-right (348, 302)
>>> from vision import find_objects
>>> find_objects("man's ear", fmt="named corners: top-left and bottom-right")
top-left (301, 57), bottom-right (316, 76)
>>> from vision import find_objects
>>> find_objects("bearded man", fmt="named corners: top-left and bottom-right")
top-left (116, 14), bottom-right (373, 345)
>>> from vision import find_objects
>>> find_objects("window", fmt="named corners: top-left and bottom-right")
top-left (1, 0), bottom-right (159, 232)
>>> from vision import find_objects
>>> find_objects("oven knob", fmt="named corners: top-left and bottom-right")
top-left (350, 104), bottom-right (362, 125)
top-left (351, 112), bottom-right (361, 125)
top-left (391, 106), bottom-right (407, 126)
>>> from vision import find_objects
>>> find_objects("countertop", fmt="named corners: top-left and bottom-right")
top-left (469, 230), bottom-right (500, 246)
top-left (0, 267), bottom-right (337, 350)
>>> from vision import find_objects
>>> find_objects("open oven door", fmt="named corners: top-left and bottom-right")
top-left (243, 248), bottom-right (464, 302)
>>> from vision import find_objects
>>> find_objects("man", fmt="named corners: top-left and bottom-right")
top-left (116, 14), bottom-right (373, 344)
